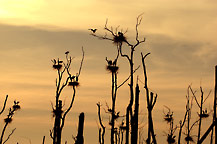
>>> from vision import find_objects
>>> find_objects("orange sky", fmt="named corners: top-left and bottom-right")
top-left (0, 0), bottom-right (217, 143)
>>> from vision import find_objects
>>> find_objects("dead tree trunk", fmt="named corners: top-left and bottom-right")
top-left (75, 112), bottom-right (85, 144)
top-left (97, 103), bottom-right (105, 144)
top-left (215, 65), bottom-right (217, 144)
top-left (131, 84), bottom-right (140, 144)
top-left (141, 53), bottom-right (157, 144)
top-left (198, 65), bottom-right (217, 143)
top-left (51, 50), bottom-right (84, 144)
top-left (54, 100), bottom-right (62, 144)
top-left (42, 136), bottom-right (45, 144)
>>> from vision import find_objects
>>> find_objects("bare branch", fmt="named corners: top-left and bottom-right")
top-left (104, 19), bottom-right (116, 36)
top-left (135, 14), bottom-right (143, 42)
top-left (42, 136), bottom-right (45, 144)
top-left (203, 89), bottom-right (212, 103)
top-left (141, 52), bottom-right (151, 87)
top-left (190, 119), bottom-right (200, 131)
top-left (61, 86), bottom-right (76, 129)
top-left (77, 47), bottom-right (85, 77)
top-left (117, 66), bottom-right (140, 89)
top-left (152, 94), bottom-right (157, 108)
top-left (49, 129), bottom-right (54, 139)
top-left (0, 95), bottom-right (8, 115)
top-left (3, 128), bottom-right (16, 144)
top-left (189, 86), bottom-right (200, 108)
top-left (119, 43), bottom-right (130, 62)
top-left (97, 102), bottom-right (106, 144)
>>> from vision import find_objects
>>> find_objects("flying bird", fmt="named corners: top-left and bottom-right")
top-left (88, 28), bottom-right (97, 33)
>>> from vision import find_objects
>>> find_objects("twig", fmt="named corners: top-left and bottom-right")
top-left (117, 66), bottom-right (140, 89)
top-left (3, 128), bottom-right (16, 144)
top-left (0, 95), bottom-right (8, 115)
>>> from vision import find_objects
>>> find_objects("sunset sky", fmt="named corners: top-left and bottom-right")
top-left (0, 0), bottom-right (217, 143)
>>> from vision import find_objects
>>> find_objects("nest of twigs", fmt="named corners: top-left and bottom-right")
top-left (164, 115), bottom-right (173, 123)
top-left (106, 65), bottom-right (119, 73)
top-left (52, 109), bottom-right (63, 117)
top-left (113, 32), bottom-right (126, 44)
top-left (185, 135), bottom-right (194, 142)
top-left (167, 135), bottom-right (176, 144)
top-left (68, 81), bottom-right (80, 87)
top-left (4, 117), bottom-right (12, 123)
top-left (199, 113), bottom-right (209, 118)
top-left (13, 104), bottom-right (21, 111)
top-left (53, 64), bottom-right (62, 70)
top-left (119, 125), bottom-right (127, 130)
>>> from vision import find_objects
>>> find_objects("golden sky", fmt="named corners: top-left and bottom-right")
top-left (0, 0), bottom-right (217, 143)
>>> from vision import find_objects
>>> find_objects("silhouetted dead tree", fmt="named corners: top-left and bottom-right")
top-left (190, 86), bottom-right (211, 143)
top-left (0, 95), bottom-right (8, 115)
top-left (183, 86), bottom-right (202, 144)
top-left (198, 65), bottom-right (217, 143)
top-left (42, 136), bottom-right (45, 144)
top-left (91, 14), bottom-right (145, 144)
top-left (105, 54), bottom-right (119, 144)
top-left (214, 65), bottom-right (217, 144)
top-left (163, 106), bottom-right (176, 144)
top-left (141, 53), bottom-right (157, 144)
top-left (177, 99), bottom-right (189, 144)
top-left (75, 112), bottom-right (85, 144)
top-left (97, 102), bottom-right (106, 144)
top-left (50, 49), bottom-right (84, 144)
top-left (0, 100), bottom-right (20, 144)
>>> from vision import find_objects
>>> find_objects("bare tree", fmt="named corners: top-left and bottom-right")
top-left (97, 102), bottom-right (106, 144)
top-left (50, 49), bottom-right (84, 144)
top-left (198, 65), bottom-right (217, 143)
top-left (0, 99), bottom-right (20, 144)
top-left (91, 14), bottom-right (145, 144)
top-left (141, 53), bottom-right (157, 144)
top-left (189, 86), bottom-right (211, 143)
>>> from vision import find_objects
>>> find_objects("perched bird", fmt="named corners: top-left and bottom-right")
top-left (118, 32), bottom-right (123, 36)
top-left (108, 60), bottom-right (112, 65)
top-left (65, 51), bottom-right (69, 54)
top-left (52, 59), bottom-right (57, 64)
top-left (88, 28), bottom-right (97, 33)
top-left (112, 59), bottom-right (117, 65)
top-left (58, 60), bottom-right (63, 64)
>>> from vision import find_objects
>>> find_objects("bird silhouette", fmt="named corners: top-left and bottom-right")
top-left (108, 60), bottom-right (112, 65)
top-left (88, 28), bottom-right (97, 33)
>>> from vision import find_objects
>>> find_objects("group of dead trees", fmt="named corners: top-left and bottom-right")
top-left (91, 15), bottom-right (217, 144)
top-left (0, 15), bottom-right (217, 144)
top-left (92, 15), bottom-right (157, 144)
top-left (49, 49), bottom-right (85, 144)
top-left (163, 84), bottom-right (214, 144)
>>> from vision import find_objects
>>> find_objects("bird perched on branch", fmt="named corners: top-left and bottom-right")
top-left (88, 28), bottom-right (97, 33)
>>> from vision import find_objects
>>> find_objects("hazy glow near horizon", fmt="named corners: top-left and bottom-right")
top-left (0, 0), bottom-right (217, 144)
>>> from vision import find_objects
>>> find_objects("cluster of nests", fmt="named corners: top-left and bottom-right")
top-left (51, 59), bottom-right (80, 87)
top-left (113, 32), bottom-right (127, 44)
top-left (4, 101), bottom-right (21, 123)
